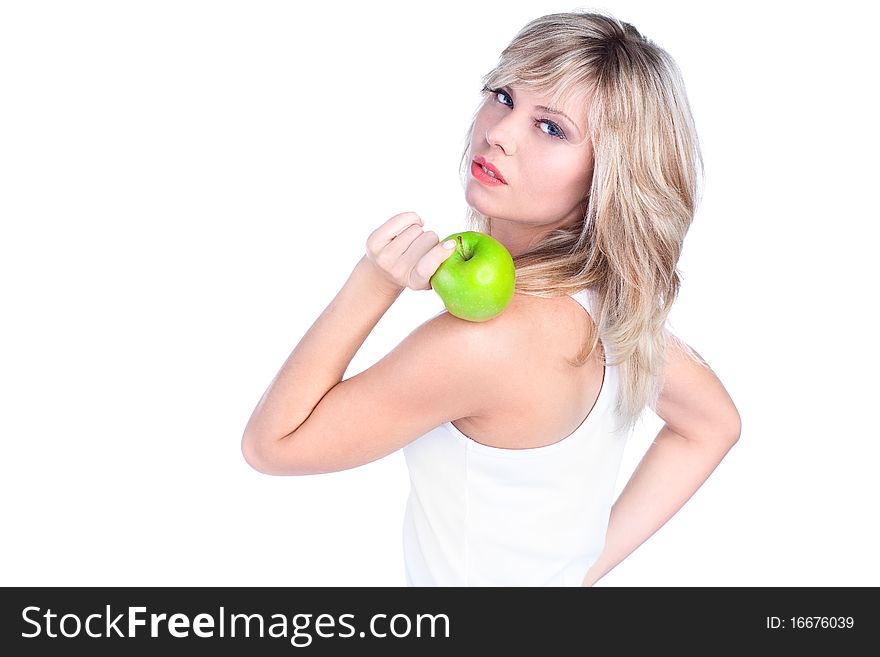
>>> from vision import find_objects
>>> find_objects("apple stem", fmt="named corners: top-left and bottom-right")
top-left (458, 235), bottom-right (466, 259)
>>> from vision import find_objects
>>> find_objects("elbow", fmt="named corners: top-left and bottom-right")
top-left (711, 412), bottom-right (741, 445)
top-left (713, 403), bottom-right (742, 444)
top-left (726, 409), bottom-right (742, 443)
top-left (674, 411), bottom-right (741, 447)
top-left (241, 434), bottom-right (274, 475)
top-left (241, 433), bottom-right (307, 476)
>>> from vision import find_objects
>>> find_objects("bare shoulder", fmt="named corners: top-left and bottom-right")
top-left (411, 297), bottom-right (537, 399)
top-left (654, 334), bottom-right (742, 442)
top-left (443, 291), bottom-right (606, 447)
top-left (492, 291), bottom-right (598, 357)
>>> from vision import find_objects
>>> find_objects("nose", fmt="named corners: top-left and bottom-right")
top-left (484, 118), bottom-right (516, 156)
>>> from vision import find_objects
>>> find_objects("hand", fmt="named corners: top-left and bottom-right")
top-left (364, 212), bottom-right (456, 292)
top-left (581, 566), bottom-right (601, 587)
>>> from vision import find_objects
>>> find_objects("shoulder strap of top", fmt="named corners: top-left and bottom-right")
top-left (569, 287), bottom-right (594, 315)
top-left (570, 288), bottom-right (612, 361)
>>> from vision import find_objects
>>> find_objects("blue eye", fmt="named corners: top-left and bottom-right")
top-left (486, 87), bottom-right (568, 140)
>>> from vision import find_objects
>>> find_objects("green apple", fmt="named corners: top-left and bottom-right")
top-left (430, 231), bottom-right (516, 322)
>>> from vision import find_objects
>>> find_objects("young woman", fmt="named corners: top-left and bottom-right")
top-left (241, 10), bottom-right (741, 587)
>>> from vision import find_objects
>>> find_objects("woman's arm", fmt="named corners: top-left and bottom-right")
top-left (241, 212), bottom-right (459, 472)
top-left (241, 254), bottom-right (404, 455)
top-left (582, 338), bottom-right (741, 586)
top-left (581, 426), bottom-right (739, 586)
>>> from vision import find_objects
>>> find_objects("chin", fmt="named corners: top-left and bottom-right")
top-left (464, 187), bottom-right (495, 215)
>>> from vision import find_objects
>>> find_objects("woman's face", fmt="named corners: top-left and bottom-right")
top-left (465, 83), bottom-right (594, 254)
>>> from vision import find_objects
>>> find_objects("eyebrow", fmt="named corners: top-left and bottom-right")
top-left (504, 86), bottom-right (582, 136)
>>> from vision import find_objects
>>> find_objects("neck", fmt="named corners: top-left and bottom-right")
top-left (489, 220), bottom-right (542, 258)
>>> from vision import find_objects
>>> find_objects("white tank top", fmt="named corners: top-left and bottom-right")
top-left (401, 287), bottom-right (630, 586)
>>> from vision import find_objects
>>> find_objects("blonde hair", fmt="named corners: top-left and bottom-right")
top-left (459, 9), bottom-right (710, 436)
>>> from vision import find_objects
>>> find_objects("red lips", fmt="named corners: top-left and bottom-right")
top-left (473, 155), bottom-right (507, 184)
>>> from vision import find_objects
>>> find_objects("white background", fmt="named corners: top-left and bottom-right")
top-left (2, 0), bottom-right (877, 587)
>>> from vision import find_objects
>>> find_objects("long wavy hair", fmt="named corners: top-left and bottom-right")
top-left (459, 10), bottom-right (710, 436)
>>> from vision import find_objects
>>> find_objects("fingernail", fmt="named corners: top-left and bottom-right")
top-left (443, 239), bottom-right (456, 249)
